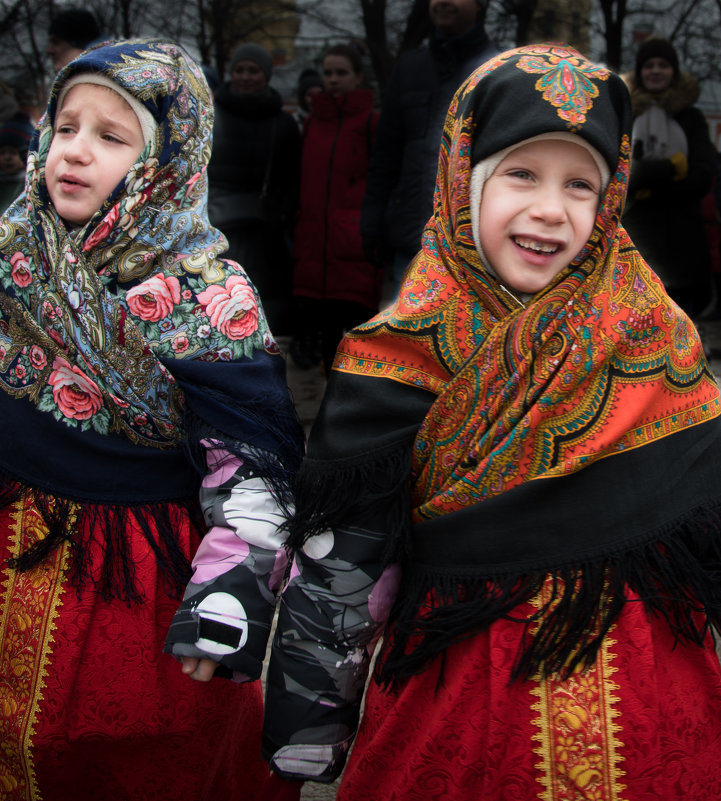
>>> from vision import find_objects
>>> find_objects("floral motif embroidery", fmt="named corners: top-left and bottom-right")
top-left (0, 500), bottom-right (69, 800)
top-left (516, 46), bottom-right (610, 127)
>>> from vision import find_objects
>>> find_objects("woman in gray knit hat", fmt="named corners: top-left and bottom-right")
top-left (206, 42), bottom-right (301, 335)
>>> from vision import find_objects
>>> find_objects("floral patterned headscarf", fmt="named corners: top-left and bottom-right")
top-left (0, 39), bottom-right (277, 448)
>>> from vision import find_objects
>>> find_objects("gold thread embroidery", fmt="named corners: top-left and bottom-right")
top-left (0, 497), bottom-right (69, 800)
top-left (530, 583), bottom-right (626, 800)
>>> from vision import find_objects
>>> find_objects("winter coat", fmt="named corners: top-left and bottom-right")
top-left (622, 71), bottom-right (716, 301)
top-left (208, 84), bottom-right (300, 225)
top-left (206, 83), bottom-right (301, 332)
top-left (360, 22), bottom-right (498, 258)
top-left (293, 88), bottom-right (381, 309)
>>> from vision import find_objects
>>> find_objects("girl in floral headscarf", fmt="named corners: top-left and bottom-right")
top-left (260, 45), bottom-right (721, 799)
top-left (0, 39), bottom-right (302, 800)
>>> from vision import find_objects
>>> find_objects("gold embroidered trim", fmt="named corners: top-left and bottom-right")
top-left (530, 582), bottom-right (626, 800)
top-left (0, 497), bottom-right (69, 801)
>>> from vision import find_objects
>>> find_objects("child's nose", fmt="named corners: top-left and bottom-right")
top-left (63, 134), bottom-right (91, 163)
top-left (531, 187), bottom-right (566, 224)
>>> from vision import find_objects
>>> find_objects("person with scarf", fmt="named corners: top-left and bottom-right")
top-left (0, 39), bottom-right (303, 800)
top-left (622, 36), bottom-right (717, 319)
top-left (206, 42), bottom-right (301, 335)
top-left (260, 44), bottom-right (721, 799)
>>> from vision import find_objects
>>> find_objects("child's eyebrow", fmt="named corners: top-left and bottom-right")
top-left (55, 106), bottom-right (137, 135)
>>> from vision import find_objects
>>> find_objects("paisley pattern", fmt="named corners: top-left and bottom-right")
top-left (0, 39), bottom-right (273, 447)
top-left (336, 44), bottom-right (719, 521)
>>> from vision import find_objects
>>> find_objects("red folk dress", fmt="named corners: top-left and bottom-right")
top-left (339, 594), bottom-right (721, 800)
top-left (0, 502), bottom-right (267, 800)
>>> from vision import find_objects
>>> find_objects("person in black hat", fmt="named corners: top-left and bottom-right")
top-left (0, 111), bottom-right (33, 213)
top-left (46, 7), bottom-right (101, 72)
top-left (292, 68), bottom-right (323, 132)
top-left (622, 36), bottom-right (717, 319)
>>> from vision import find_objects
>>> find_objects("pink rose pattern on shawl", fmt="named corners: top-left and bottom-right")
top-left (197, 275), bottom-right (258, 340)
top-left (126, 274), bottom-right (182, 322)
top-left (49, 356), bottom-right (103, 420)
top-left (10, 253), bottom-right (32, 288)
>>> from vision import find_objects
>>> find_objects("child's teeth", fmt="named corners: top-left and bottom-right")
top-left (515, 237), bottom-right (557, 254)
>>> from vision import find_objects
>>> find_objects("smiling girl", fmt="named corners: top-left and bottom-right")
top-left (262, 44), bottom-right (721, 799)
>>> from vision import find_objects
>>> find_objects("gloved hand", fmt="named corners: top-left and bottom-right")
top-left (670, 151), bottom-right (688, 181)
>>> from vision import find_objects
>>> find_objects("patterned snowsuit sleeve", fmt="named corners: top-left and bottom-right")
top-left (261, 525), bottom-right (401, 782)
top-left (164, 442), bottom-right (290, 681)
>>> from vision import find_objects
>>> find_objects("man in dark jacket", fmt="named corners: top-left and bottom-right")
top-left (46, 8), bottom-right (101, 73)
top-left (361, 0), bottom-right (498, 295)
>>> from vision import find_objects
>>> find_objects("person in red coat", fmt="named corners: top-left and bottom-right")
top-left (291, 44), bottom-right (381, 374)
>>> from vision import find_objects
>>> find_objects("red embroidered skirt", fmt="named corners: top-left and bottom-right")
top-left (339, 593), bottom-right (721, 800)
top-left (0, 499), bottom-right (268, 800)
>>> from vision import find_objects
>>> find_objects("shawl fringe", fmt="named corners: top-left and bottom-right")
top-left (285, 442), bottom-right (412, 565)
top-left (376, 502), bottom-right (721, 689)
top-left (182, 399), bottom-right (302, 520)
top-left (1, 471), bottom-right (201, 603)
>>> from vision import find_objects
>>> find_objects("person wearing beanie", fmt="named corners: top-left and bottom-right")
top-left (261, 44), bottom-right (721, 798)
top-left (0, 111), bottom-right (33, 213)
top-left (292, 68), bottom-right (323, 132)
top-left (622, 36), bottom-right (717, 319)
top-left (206, 42), bottom-right (300, 334)
top-left (46, 7), bottom-right (102, 72)
top-left (0, 38), bottom-right (303, 800)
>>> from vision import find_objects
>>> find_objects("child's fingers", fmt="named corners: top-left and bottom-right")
top-left (182, 656), bottom-right (218, 681)
top-left (181, 656), bottom-right (200, 675)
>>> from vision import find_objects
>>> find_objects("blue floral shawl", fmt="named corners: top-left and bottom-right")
top-left (0, 39), bottom-right (303, 598)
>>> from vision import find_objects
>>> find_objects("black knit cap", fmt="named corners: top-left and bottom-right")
top-left (48, 7), bottom-right (100, 49)
top-left (634, 37), bottom-right (679, 81)
top-left (0, 112), bottom-right (34, 155)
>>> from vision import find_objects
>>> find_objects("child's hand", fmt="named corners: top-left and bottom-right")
top-left (181, 656), bottom-right (219, 681)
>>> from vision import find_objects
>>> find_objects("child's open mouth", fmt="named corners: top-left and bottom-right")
top-left (513, 236), bottom-right (559, 255)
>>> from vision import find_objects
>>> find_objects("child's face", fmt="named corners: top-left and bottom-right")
top-left (0, 146), bottom-right (24, 175)
top-left (45, 83), bottom-right (145, 226)
top-left (477, 139), bottom-right (601, 295)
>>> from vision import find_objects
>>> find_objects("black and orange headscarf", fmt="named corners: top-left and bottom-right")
top-left (290, 44), bottom-right (721, 682)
